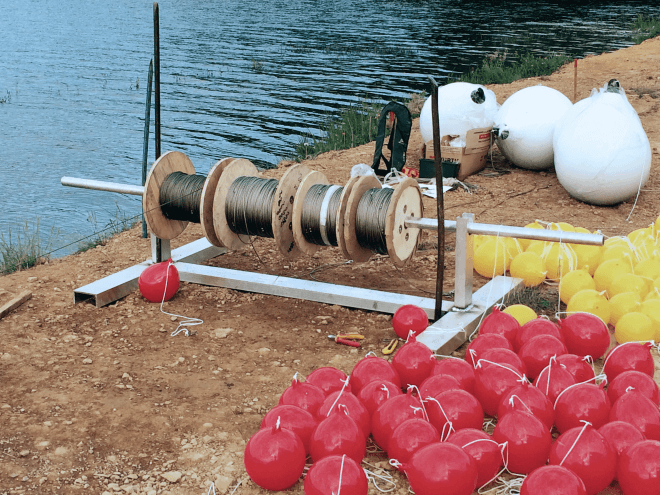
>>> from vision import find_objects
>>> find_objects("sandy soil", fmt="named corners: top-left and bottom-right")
top-left (2, 38), bottom-right (660, 495)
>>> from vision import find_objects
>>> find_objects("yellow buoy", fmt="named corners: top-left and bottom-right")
top-left (609, 273), bottom-right (649, 299)
top-left (600, 245), bottom-right (635, 264)
top-left (503, 304), bottom-right (538, 326)
top-left (545, 243), bottom-right (578, 281)
top-left (634, 257), bottom-right (660, 281)
top-left (628, 227), bottom-right (653, 245)
top-left (593, 258), bottom-right (633, 294)
top-left (640, 299), bottom-right (660, 342)
top-left (503, 237), bottom-right (523, 260)
top-left (510, 252), bottom-right (547, 287)
top-left (644, 288), bottom-right (660, 301)
top-left (608, 291), bottom-right (642, 326)
top-left (518, 221), bottom-right (545, 250)
top-left (614, 312), bottom-right (655, 344)
top-left (548, 222), bottom-right (576, 232)
top-left (604, 236), bottom-right (629, 249)
top-left (559, 268), bottom-right (596, 305)
top-left (566, 289), bottom-right (611, 325)
top-left (525, 240), bottom-right (547, 258)
top-left (474, 238), bottom-right (510, 278)
top-left (571, 243), bottom-right (602, 276)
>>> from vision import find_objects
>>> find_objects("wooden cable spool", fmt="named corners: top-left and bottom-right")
top-left (143, 151), bottom-right (228, 245)
top-left (144, 150), bottom-right (421, 266)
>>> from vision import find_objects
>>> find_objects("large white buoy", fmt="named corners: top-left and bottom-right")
top-left (419, 82), bottom-right (498, 144)
top-left (553, 80), bottom-right (652, 205)
top-left (494, 85), bottom-right (573, 170)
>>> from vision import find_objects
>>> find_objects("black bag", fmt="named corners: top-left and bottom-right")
top-left (371, 101), bottom-right (412, 177)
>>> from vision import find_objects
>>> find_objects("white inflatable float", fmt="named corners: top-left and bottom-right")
top-left (494, 86), bottom-right (573, 170)
top-left (419, 82), bottom-right (498, 145)
top-left (553, 80), bottom-right (652, 205)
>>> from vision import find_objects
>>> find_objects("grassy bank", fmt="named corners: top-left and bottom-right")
top-left (452, 50), bottom-right (571, 86)
top-left (1, 206), bottom-right (138, 275)
top-left (632, 14), bottom-right (660, 44)
top-left (0, 220), bottom-right (57, 275)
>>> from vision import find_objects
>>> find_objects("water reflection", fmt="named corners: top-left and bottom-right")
top-left (0, 0), bottom-right (656, 255)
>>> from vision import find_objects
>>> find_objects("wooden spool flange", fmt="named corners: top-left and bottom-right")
top-left (212, 159), bottom-right (260, 250)
top-left (143, 151), bottom-right (196, 240)
top-left (385, 178), bottom-right (423, 267)
top-left (292, 170), bottom-right (330, 256)
top-left (336, 176), bottom-right (361, 261)
top-left (272, 164), bottom-right (310, 258)
top-left (200, 157), bottom-right (234, 247)
top-left (343, 174), bottom-right (382, 263)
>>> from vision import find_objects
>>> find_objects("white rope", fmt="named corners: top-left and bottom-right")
top-left (553, 374), bottom-right (607, 408)
top-left (160, 260), bottom-right (203, 337)
top-left (475, 359), bottom-right (525, 382)
top-left (560, 421), bottom-right (592, 466)
top-left (229, 479), bottom-right (245, 495)
top-left (423, 397), bottom-right (454, 441)
top-left (407, 385), bottom-right (429, 421)
top-left (333, 454), bottom-right (346, 495)
top-left (380, 384), bottom-right (391, 400)
top-left (362, 462), bottom-right (396, 493)
top-left (507, 395), bottom-right (535, 416)
top-left (207, 482), bottom-right (216, 495)
top-left (602, 341), bottom-right (653, 378)
top-left (469, 227), bottom-right (504, 341)
top-left (327, 376), bottom-right (350, 417)
top-left (365, 351), bottom-right (378, 358)
top-left (625, 164), bottom-right (646, 222)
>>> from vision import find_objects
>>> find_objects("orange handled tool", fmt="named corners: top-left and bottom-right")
top-left (328, 334), bottom-right (364, 348)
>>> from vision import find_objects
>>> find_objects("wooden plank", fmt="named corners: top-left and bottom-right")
top-left (0, 291), bottom-right (32, 320)
top-left (176, 262), bottom-right (453, 317)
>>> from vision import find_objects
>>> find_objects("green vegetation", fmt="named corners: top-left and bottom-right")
top-left (76, 203), bottom-right (138, 253)
top-left (631, 14), bottom-right (660, 44)
top-left (0, 220), bottom-right (57, 275)
top-left (291, 100), bottom-right (381, 162)
top-left (452, 50), bottom-right (571, 86)
top-left (289, 93), bottom-right (427, 162)
top-left (504, 286), bottom-right (555, 317)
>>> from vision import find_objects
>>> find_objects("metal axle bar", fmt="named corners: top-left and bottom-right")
top-left (405, 217), bottom-right (603, 246)
top-left (61, 177), bottom-right (144, 196)
top-left (60, 176), bottom-right (604, 246)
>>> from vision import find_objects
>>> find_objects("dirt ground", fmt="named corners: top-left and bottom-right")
top-left (2, 38), bottom-right (660, 495)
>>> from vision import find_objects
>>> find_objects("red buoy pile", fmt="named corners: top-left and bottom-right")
top-left (243, 308), bottom-right (660, 495)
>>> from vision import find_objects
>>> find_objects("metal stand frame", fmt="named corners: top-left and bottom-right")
top-left (73, 215), bottom-right (519, 354)
top-left (64, 175), bottom-right (603, 354)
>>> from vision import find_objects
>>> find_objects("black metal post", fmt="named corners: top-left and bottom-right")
top-left (429, 76), bottom-right (445, 321)
top-left (153, 2), bottom-right (163, 261)
top-left (153, 2), bottom-right (161, 160)
top-left (141, 60), bottom-right (154, 238)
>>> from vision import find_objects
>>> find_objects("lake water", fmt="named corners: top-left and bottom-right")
top-left (0, 0), bottom-right (657, 256)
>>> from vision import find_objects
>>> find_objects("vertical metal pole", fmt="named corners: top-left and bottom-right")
top-left (141, 60), bottom-right (154, 238)
top-left (153, 3), bottom-right (163, 261)
top-left (151, 234), bottom-right (171, 263)
top-left (429, 76), bottom-right (444, 321)
top-left (454, 213), bottom-right (474, 309)
top-left (573, 58), bottom-right (578, 103)
top-left (153, 3), bottom-right (161, 160)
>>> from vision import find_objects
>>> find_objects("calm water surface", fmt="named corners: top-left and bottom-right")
top-left (0, 0), bottom-right (657, 255)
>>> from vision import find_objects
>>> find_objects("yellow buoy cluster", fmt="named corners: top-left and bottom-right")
top-left (473, 218), bottom-right (660, 344)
